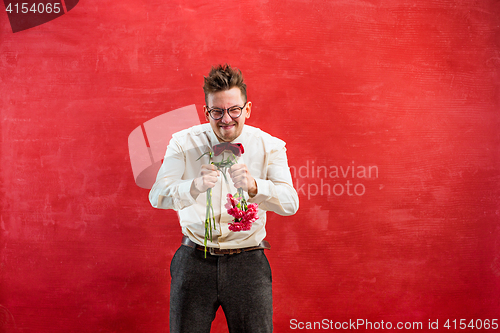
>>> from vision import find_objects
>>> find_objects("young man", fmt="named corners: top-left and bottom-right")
top-left (149, 64), bottom-right (299, 333)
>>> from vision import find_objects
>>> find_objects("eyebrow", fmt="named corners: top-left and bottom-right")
top-left (208, 104), bottom-right (242, 110)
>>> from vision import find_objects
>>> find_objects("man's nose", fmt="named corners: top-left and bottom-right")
top-left (221, 111), bottom-right (233, 123)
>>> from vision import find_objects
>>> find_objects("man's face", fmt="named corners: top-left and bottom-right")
top-left (204, 87), bottom-right (252, 142)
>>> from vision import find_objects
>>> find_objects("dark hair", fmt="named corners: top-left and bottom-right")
top-left (203, 64), bottom-right (247, 105)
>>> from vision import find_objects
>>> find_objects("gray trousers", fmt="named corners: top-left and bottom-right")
top-left (169, 245), bottom-right (273, 333)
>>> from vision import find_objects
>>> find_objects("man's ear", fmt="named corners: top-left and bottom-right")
top-left (245, 101), bottom-right (252, 119)
top-left (203, 105), bottom-right (210, 122)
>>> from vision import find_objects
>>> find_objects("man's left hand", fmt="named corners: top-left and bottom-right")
top-left (229, 164), bottom-right (258, 197)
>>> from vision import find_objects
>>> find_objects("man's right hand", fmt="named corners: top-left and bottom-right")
top-left (190, 164), bottom-right (220, 199)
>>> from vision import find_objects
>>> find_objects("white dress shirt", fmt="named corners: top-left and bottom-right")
top-left (149, 123), bottom-right (299, 249)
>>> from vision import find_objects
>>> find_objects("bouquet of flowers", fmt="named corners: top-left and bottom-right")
top-left (225, 191), bottom-right (259, 232)
top-left (197, 142), bottom-right (259, 256)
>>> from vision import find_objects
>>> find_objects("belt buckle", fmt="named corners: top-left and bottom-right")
top-left (209, 247), bottom-right (224, 256)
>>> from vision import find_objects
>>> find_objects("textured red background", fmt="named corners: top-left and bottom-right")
top-left (1, 0), bottom-right (499, 332)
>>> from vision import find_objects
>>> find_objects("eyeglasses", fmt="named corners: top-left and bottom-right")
top-left (207, 102), bottom-right (247, 120)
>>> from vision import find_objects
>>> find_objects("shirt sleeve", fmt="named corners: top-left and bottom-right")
top-left (148, 137), bottom-right (197, 211)
top-left (248, 145), bottom-right (299, 216)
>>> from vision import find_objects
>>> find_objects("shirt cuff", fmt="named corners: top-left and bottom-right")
top-left (248, 178), bottom-right (271, 204)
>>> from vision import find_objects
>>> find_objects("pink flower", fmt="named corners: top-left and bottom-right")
top-left (225, 193), bottom-right (239, 210)
top-left (228, 220), bottom-right (252, 232)
top-left (228, 207), bottom-right (245, 219)
top-left (225, 193), bottom-right (259, 232)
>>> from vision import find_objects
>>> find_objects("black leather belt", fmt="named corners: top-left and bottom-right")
top-left (181, 235), bottom-right (270, 256)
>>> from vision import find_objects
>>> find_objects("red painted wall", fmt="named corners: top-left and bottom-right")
top-left (1, 1), bottom-right (499, 332)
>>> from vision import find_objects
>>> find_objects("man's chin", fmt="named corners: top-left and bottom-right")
top-left (218, 135), bottom-right (235, 142)
top-left (218, 133), bottom-right (236, 142)
top-left (218, 128), bottom-right (237, 141)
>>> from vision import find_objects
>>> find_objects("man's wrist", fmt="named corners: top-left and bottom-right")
top-left (190, 180), bottom-right (200, 199)
top-left (248, 179), bottom-right (258, 197)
